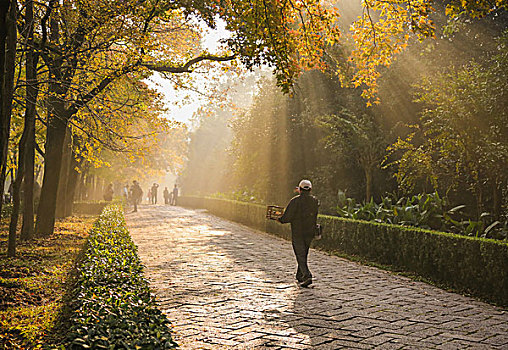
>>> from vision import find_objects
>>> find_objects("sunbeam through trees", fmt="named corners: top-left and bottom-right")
top-left (0, 0), bottom-right (507, 346)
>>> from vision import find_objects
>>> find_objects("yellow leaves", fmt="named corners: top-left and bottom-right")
top-left (344, 0), bottom-right (436, 103)
top-left (445, 0), bottom-right (507, 19)
top-left (70, 72), bottom-right (188, 181)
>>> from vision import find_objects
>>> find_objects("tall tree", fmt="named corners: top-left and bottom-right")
top-left (386, 35), bottom-right (508, 218)
top-left (0, 0), bottom-right (16, 218)
top-left (319, 110), bottom-right (387, 202)
top-left (20, 0), bottom-right (42, 240)
top-left (34, 1), bottom-right (196, 235)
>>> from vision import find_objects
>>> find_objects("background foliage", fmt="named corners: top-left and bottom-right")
top-left (181, 10), bottom-right (508, 240)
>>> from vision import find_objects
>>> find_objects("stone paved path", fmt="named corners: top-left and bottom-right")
top-left (126, 205), bottom-right (507, 349)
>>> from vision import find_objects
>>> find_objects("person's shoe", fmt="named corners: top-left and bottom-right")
top-left (299, 278), bottom-right (312, 288)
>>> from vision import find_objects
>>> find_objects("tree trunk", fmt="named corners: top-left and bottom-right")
top-left (0, 0), bottom-right (8, 103)
top-left (34, 1), bottom-right (70, 236)
top-left (55, 127), bottom-right (71, 218)
top-left (64, 155), bottom-right (80, 217)
top-left (98, 177), bottom-right (104, 201)
top-left (7, 113), bottom-right (28, 257)
top-left (78, 170), bottom-right (87, 201)
top-left (95, 176), bottom-right (103, 200)
top-left (20, 0), bottom-right (38, 240)
top-left (76, 172), bottom-right (83, 201)
top-left (0, 0), bottom-right (8, 213)
top-left (86, 173), bottom-right (93, 200)
top-left (0, 0), bottom-right (17, 216)
top-left (85, 173), bottom-right (93, 200)
top-left (34, 105), bottom-right (69, 237)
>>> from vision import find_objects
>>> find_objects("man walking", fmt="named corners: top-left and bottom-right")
top-left (171, 184), bottom-right (179, 205)
top-left (163, 187), bottom-right (170, 204)
top-left (130, 181), bottom-right (143, 212)
top-left (278, 180), bottom-right (319, 288)
top-left (151, 183), bottom-right (159, 204)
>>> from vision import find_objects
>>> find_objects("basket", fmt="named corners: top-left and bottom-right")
top-left (266, 205), bottom-right (284, 220)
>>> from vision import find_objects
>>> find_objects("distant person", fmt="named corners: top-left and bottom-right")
top-left (147, 189), bottom-right (152, 204)
top-left (151, 183), bottom-right (159, 204)
top-left (123, 184), bottom-right (129, 202)
top-left (171, 184), bottom-right (179, 205)
top-left (103, 183), bottom-right (114, 201)
top-left (130, 181), bottom-right (143, 212)
top-left (278, 180), bottom-right (319, 288)
top-left (163, 187), bottom-right (170, 205)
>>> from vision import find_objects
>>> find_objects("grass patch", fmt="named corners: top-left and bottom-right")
top-left (0, 215), bottom-right (94, 349)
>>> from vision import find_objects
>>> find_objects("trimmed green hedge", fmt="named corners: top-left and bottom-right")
top-left (179, 196), bottom-right (508, 306)
top-left (66, 204), bottom-right (177, 349)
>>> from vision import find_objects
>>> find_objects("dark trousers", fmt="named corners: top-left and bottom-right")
top-left (292, 233), bottom-right (313, 281)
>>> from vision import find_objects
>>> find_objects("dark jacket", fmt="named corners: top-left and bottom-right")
top-left (279, 192), bottom-right (319, 237)
top-left (131, 184), bottom-right (143, 200)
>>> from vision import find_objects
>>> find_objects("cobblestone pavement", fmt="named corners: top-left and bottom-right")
top-left (126, 205), bottom-right (507, 349)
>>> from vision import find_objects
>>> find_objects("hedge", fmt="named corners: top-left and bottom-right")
top-left (66, 204), bottom-right (177, 349)
top-left (72, 201), bottom-right (109, 215)
top-left (179, 196), bottom-right (508, 306)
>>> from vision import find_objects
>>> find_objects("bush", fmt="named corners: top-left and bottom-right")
top-left (180, 196), bottom-right (508, 306)
top-left (335, 192), bottom-right (507, 240)
top-left (66, 204), bottom-right (177, 349)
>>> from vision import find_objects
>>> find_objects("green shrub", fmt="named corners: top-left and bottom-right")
top-left (335, 192), bottom-right (507, 240)
top-left (66, 205), bottom-right (177, 349)
top-left (180, 196), bottom-right (508, 306)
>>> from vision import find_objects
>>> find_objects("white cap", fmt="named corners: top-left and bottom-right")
top-left (298, 180), bottom-right (312, 190)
